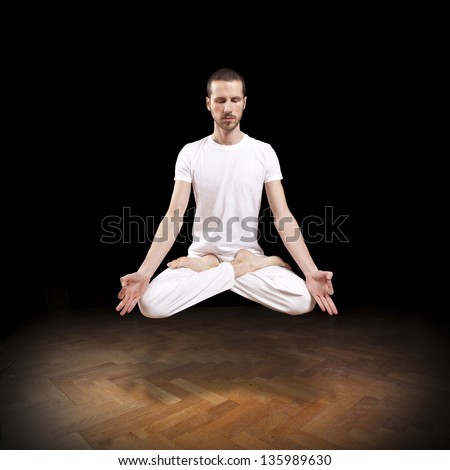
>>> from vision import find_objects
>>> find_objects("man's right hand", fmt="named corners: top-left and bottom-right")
top-left (116, 272), bottom-right (150, 316)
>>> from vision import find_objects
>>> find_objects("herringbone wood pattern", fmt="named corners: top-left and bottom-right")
top-left (1, 304), bottom-right (449, 449)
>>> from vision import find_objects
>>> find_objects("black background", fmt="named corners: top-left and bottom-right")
top-left (1, 6), bottom-right (444, 335)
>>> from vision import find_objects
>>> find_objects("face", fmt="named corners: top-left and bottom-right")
top-left (206, 80), bottom-right (247, 132)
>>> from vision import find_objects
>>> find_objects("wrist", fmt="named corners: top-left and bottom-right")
top-left (304, 269), bottom-right (319, 278)
top-left (137, 269), bottom-right (152, 281)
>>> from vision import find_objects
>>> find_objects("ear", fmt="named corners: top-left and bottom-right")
top-left (243, 97), bottom-right (247, 109)
top-left (206, 97), bottom-right (211, 111)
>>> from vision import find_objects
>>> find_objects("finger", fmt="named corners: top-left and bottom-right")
top-left (326, 271), bottom-right (333, 280)
top-left (316, 294), bottom-right (337, 316)
top-left (324, 295), bottom-right (338, 315)
top-left (320, 296), bottom-right (332, 315)
top-left (125, 297), bottom-right (139, 315)
top-left (118, 285), bottom-right (130, 298)
top-left (120, 299), bottom-right (132, 316)
top-left (315, 295), bottom-right (326, 312)
top-left (330, 300), bottom-right (338, 315)
top-left (327, 281), bottom-right (334, 295)
top-left (117, 295), bottom-right (131, 313)
top-left (129, 298), bottom-right (139, 312)
top-left (167, 260), bottom-right (177, 269)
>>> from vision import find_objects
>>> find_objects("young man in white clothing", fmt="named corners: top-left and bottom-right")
top-left (116, 68), bottom-right (337, 318)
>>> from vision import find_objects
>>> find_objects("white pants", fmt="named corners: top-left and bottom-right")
top-left (138, 262), bottom-right (315, 319)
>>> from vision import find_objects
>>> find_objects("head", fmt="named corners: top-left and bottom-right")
top-left (206, 68), bottom-right (247, 133)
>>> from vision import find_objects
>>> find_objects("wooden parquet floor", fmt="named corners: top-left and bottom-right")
top-left (1, 304), bottom-right (449, 450)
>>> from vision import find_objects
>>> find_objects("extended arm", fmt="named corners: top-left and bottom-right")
top-left (265, 180), bottom-right (337, 315)
top-left (116, 180), bottom-right (191, 315)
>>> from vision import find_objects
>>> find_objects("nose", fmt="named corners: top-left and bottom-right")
top-left (223, 100), bottom-right (232, 114)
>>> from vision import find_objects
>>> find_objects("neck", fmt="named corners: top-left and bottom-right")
top-left (212, 127), bottom-right (244, 146)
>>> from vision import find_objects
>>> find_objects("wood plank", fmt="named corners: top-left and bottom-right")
top-left (170, 378), bottom-right (227, 404)
top-left (134, 378), bottom-right (182, 404)
top-left (1, 305), bottom-right (449, 450)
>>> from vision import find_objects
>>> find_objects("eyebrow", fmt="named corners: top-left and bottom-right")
top-left (214, 96), bottom-right (243, 100)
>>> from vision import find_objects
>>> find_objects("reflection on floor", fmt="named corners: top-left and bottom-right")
top-left (1, 303), bottom-right (449, 450)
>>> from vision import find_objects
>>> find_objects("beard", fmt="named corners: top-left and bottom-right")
top-left (214, 114), bottom-right (241, 132)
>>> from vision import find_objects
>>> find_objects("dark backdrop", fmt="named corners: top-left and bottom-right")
top-left (1, 8), bottom-right (442, 336)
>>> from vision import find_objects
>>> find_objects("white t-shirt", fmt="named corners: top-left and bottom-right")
top-left (174, 133), bottom-right (283, 261)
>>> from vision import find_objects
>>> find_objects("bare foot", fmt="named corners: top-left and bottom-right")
top-left (231, 249), bottom-right (291, 278)
top-left (167, 254), bottom-right (220, 272)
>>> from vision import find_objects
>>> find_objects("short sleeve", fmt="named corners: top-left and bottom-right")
top-left (264, 145), bottom-right (283, 183)
top-left (174, 146), bottom-right (192, 183)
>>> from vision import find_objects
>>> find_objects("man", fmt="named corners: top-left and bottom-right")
top-left (116, 68), bottom-right (337, 318)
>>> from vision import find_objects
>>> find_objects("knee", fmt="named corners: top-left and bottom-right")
top-left (138, 301), bottom-right (168, 319)
top-left (284, 292), bottom-right (316, 316)
top-left (138, 292), bottom-right (173, 319)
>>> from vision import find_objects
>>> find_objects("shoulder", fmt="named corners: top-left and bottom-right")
top-left (180, 135), bottom-right (210, 154)
top-left (245, 135), bottom-right (278, 160)
top-left (245, 134), bottom-right (276, 153)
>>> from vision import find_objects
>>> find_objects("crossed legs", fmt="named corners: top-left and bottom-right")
top-left (138, 249), bottom-right (315, 318)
